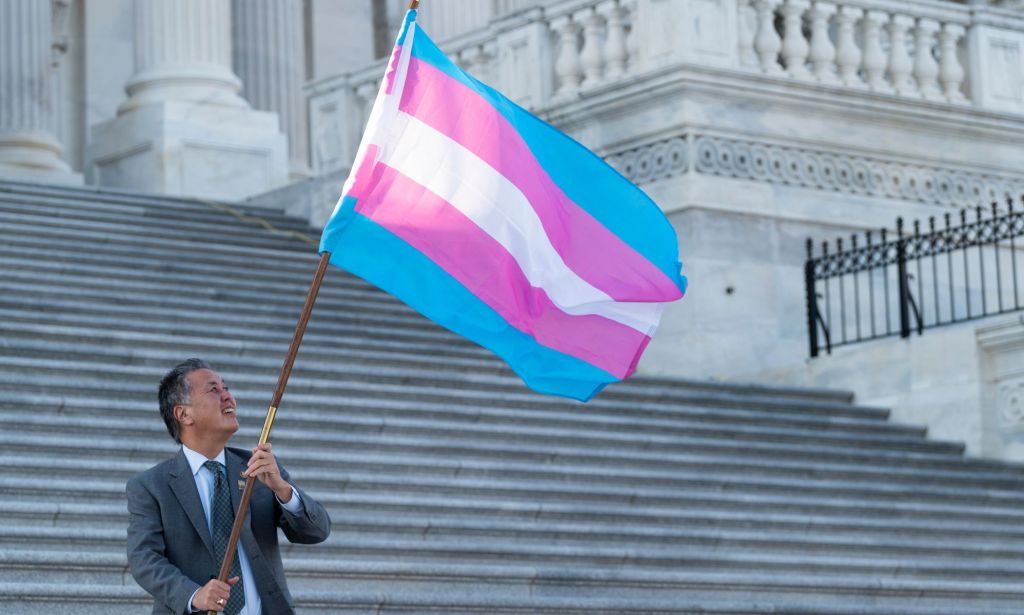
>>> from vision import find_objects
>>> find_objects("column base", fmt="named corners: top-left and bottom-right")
top-left (87, 100), bottom-right (288, 201)
top-left (0, 163), bottom-right (84, 186)
top-left (0, 131), bottom-right (83, 185)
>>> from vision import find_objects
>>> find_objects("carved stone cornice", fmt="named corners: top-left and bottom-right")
top-left (605, 133), bottom-right (1024, 209)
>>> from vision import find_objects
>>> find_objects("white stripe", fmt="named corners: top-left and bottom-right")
top-left (336, 22), bottom-right (416, 215)
top-left (377, 111), bottom-right (663, 334)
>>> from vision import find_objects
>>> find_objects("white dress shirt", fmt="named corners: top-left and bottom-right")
top-left (182, 445), bottom-right (304, 615)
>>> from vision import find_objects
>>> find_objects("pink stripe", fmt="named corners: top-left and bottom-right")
top-left (399, 58), bottom-right (682, 303)
top-left (354, 164), bottom-right (648, 379)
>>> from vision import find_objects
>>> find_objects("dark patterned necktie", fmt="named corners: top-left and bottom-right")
top-left (203, 460), bottom-right (245, 614)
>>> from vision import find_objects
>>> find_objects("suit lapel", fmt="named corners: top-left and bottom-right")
top-left (168, 449), bottom-right (215, 557)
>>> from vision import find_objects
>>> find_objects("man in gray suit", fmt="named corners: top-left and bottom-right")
top-left (127, 358), bottom-right (331, 614)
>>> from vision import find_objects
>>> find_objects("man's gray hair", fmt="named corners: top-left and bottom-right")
top-left (158, 358), bottom-right (212, 443)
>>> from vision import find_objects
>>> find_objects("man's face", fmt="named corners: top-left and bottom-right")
top-left (178, 368), bottom-right (239, 438)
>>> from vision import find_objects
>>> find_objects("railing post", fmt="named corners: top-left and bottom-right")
top-left (896, 217), bottom-right (911, 338)
top-left (805, 238), bottom-right (819, 357)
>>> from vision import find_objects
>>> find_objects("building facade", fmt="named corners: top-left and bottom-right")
top-left (3, 0), bottom-right (1024, 460)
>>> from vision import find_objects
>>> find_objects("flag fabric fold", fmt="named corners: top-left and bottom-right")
top-left (319, 9), bottom-right (687, 401)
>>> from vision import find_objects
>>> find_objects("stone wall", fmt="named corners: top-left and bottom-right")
top-left (757, 314), bottom-right (1024, 463)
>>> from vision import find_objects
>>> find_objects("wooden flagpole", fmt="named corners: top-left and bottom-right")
top-left (208, 2), bottom-right (421, 611)
top-left (208, 251), bottom-right (330, 614)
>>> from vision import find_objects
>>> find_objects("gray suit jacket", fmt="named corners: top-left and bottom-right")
top-left (126, 447), bottom-right (331, 615)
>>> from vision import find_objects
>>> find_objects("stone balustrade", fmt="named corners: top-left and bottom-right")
top-left (739, 0), bottom-right (974, 102)
top-left (306, 0), bottom-right (1024, 175)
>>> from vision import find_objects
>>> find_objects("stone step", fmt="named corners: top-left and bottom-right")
top-left (2, 549), bottom-right (1023, 613)
top-left (0, 303), bottom-right (467, 349)
top-left (0, 253), bottom-right (411, 310)
top-left (4, 435), bottom-right (1020, 507)
top-left (0, 398), bottom-right (930, 477)
top-left (0, 363), bottom-right (898, 442)
top-left (4, 523), bottom-right (1021, 581)
top-left (0, 216), bottom-right (315, 264)
top-left (6, 499), bottom-right (1022, 560)
top-left (0, 179), bottom-right (312, 226)
top-left (1, 579), bottom-right (1019, 615)
top-left (4, 320), bottom-right (860, 424)
top-left (0, 209), bottom-right (306, 254)
top-left (6, 492), bottom-right (1024, 541)
top-left (0, 369), bottom-right (928, 453)
top-left (0, 246), bottom-right (387, 302)
top-left (7, 425), bottom-right (1010, 503)
top-left (0, 226), bottom-right (324, 274)
top-left (0, 356), bottom-right (893, 426)
top-left (0, 186), bottom-right (314, 231)
top-left (0, 330), bottom-right (503, 377)
top-left (3, 454), bottom-right (1022, 523)
top-left (6, 431), bottom-right (1015, 493)
top-left (0, 320), bottom-right (492, 364)
top-left (0, 194), bottom-right (316, 241)
top-left (0, 278), bottom-right (433, 333)
top-left (2, 406), bottom-right (923, 476)
top-left (0, 411), bottom-right (973, 484)
top-left (0, 399), bottom-right (971, 476)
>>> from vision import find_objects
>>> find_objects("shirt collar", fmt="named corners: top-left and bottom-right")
top-left (182, 444), bottom-right (226, 477)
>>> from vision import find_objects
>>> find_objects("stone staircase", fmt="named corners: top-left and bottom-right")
top-left (1, 179), bottom-right (1023, 614)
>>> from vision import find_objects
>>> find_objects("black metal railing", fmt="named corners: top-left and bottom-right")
top-left (805, 196), bottom-right (1024, 357)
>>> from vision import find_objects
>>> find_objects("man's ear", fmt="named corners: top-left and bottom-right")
top-left (174, 404), bottom-right (193, 427)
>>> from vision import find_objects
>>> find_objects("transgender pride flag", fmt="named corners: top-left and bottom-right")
top-left (319, 9), bottom-right (687, 401)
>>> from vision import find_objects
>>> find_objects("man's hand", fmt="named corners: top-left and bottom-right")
top-left (243, 443), bottom-right (293, 502)
top-left (192, 576), bottom-right (239, 612)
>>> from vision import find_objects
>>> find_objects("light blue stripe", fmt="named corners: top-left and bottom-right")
top-left (396, 9), bottom-right (417, 45)
top-left (320, 196), bottom-right (616, 402)
top-left (406, 20), bottom-right (686, 294)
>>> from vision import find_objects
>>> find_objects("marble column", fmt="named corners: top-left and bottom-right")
top-left (119, 0), bottom-right (248, 113)
top-left (88, 0), bottom-right (288, 200)
top-left (232, 0), bottom-right (310, 180)
top-left (0, 0), bottom-right (80, 183)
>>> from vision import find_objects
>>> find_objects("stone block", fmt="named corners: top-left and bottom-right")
top-left (87, 101), bottom-right (287, 201)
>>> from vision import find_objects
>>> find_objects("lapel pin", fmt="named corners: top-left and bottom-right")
top-left (238, 480), bottom-right (246, 491)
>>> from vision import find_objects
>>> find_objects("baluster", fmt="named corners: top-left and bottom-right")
top-left (808, 1), bottom-right (838, 83)
top-left (552, 14), bottom-right (583, 96)
top-left (781, 0), bottom-right (811, 79)
top-left (458, 46), bottom-right (476, 73)
top-left (577, 7), bottom-right (605, 88)
top-left (461, 44), bottom-right (491, 85)
top-left (861, 10), bottom-right (890, 92)
top-left (480, 41), bottom-right (497, 85)
top-left (622, 0), bottom-right (639, 72)
top-left (939, 23), bottom-right (966, 103)
top-left (754, 0), bottom-right (784, 75)
top-left (355, 82), bottom-right (377, 128)
top-left (913, 18), bottom-right (941, 100)
top-left (887, 14), bottom-right (916, 95)
top-left (835, 7), bottom-right (863, 87)
top-left (599, 0), bottom-right (627, 80)
top-left (737, 0), bottom-right (759, 68)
